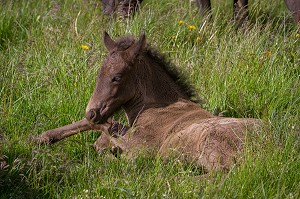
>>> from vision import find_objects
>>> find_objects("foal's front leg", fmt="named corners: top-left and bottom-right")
top-left (35, 118), bottom-right (110, 144)
top-left (35, 119), bottom-right (92, 144)
top-left (93, 121), bottom-right (130, 157)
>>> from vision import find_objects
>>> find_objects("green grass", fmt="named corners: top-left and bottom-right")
top-left (1, 0), bottom-right (300, 198)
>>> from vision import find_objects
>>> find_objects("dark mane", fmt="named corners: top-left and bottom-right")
top-left (145, 46), bottom-right (201, 103)
top-left (114, 36), bottom-right (201, 103)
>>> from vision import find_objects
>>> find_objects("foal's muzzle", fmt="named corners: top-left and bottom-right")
top-left (86, 109), bottom-right (103, 124)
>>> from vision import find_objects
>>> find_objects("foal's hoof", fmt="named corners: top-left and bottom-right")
top-left (32, 136), bottom-right (50, 145)
top-left (32, 135), bottom-right (51, 145)
top-left (32, 131), bottom-right (56, 145)
top-left (110, 146), bottom-right (123, 158)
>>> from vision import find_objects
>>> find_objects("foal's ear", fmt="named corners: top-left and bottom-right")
top-left (124, 33), bottom-right (146, 62)
top-left (103, 31), bottom-right (117, 52)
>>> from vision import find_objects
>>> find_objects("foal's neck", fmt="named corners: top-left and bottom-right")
top-left (124, 54), bottom-right (191, 126)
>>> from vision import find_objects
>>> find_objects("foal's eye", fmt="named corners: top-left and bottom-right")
top-left (112, 76), bottom-right (121, 83)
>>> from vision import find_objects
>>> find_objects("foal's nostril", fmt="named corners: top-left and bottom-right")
top-left (90, 110), bottom-right (96, 119)
top-left (86, 109), bottom-right (96, 121)
top-left (86, 108), bottom-right (104, 124)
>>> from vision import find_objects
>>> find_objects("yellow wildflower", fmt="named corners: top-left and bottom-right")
top-left (296, 33), bottom-right (300, 38)
top-left (81, 44), bottom-right (89, 50)
top-left (260, 51), bottom-right (271, 60)
top-left (265, 51), bottom-right (271, 57)
top-left (171, 35), bottom-right (176, 40)
top-left (188, 25), bottom-right (196, 31)
top-left (178, 20), bottom-right (184, 25)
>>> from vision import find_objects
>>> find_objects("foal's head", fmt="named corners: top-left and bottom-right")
top-left (86, 32), bottom-right (198, 125)
top-left (86, 32), bottom-right (146, 124)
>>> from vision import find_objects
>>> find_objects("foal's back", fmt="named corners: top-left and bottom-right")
top-left (132, 99), bottom-right (262, 171)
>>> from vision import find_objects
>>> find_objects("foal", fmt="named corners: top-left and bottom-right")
top-left (37, 32), bottom-right (263, 172)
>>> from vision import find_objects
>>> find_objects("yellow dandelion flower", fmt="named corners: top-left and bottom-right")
top-left (81, 44), bottom-right (89, 50)
top-left (296, 33), bottom-right (300, 38)
top-left (171, 35), bottom-right (176, 40)
top-left (178, 20), bottom-right (184, 25)
top-left (260, 51), bottom-right (271, 60)
top-left (265, 51), bottom-right (271, 57)
top-left (188, 25), bottom-right (196, 31)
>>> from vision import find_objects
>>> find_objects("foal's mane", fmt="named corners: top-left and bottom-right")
top-left (114, 35), bottom-right (201, 103)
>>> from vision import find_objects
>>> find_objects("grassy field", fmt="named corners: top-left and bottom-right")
top-left (1, 0), bottom-right (299, 198)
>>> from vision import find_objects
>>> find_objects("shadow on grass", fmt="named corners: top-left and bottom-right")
top-left (0, 135), bottom-right (48, 198)
top-left (0, 170), bottom-right (47, 199)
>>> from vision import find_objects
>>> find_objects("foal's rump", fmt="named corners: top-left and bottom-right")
top-left (159, 117), bottom-right (263, 171)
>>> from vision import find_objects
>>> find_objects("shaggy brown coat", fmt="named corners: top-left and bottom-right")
top-left (37, 32), bottom-right (264, 172)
